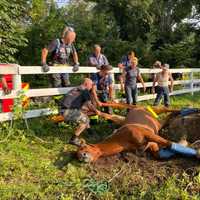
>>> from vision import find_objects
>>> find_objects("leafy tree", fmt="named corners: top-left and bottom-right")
top-left (0, 0), bottom-right (29, 63)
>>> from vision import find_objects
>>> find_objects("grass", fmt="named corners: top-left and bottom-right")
top-left (0, 93), bottom-right (200, 199)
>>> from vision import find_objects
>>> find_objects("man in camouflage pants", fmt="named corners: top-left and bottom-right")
top-left (59, 78), bottom-right (99, 145)
top-left (41, 26), bottom-right (80, 87)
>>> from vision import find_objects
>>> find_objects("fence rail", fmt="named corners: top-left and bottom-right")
top-left (0, 65), bottom-right (200, 122)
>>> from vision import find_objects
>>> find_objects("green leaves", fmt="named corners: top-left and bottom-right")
top-left (0, 0), bottom-right (29, 63)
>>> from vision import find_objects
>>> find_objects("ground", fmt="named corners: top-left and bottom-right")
top-left (0, 93), bottom-right (200, 200)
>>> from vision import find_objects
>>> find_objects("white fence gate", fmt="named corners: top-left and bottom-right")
top-left (0, 64), bottom-right (200, 122)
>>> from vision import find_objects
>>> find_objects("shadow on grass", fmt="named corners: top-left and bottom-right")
top-left (53, 150), bottom-right (80, 169)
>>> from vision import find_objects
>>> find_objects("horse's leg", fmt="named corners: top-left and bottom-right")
top-left (142, 129), bottom-right (171, 147)
top-left (101, 102), bottom-right (180, 114)
top-left (101, 102), bottom-right (139, 110)
top-left (97, 111), bottom-right (125, 125)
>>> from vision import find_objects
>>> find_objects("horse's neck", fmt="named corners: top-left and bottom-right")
top-left (95, 140), bottom-right (125, 156)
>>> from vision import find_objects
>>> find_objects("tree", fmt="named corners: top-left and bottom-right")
top-left (0, 0), bottom-right (29, 63)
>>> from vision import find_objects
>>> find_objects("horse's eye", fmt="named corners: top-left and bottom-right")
top-left (83, 152), bottom-right (86, 157)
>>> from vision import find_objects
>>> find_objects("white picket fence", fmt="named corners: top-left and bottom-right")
top-left (0, 64), bottom-right (200, 122)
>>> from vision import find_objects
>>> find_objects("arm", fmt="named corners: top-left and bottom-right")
top-left (88, 56), bottom-right (97, 66)
top-left (138, 74), bottom-right (146, 92)
top-left (91, 85), bottom-right (102, 106)
top-left (103, 55), bottom-right (109, 65)
top-left (41, 48), bottom-right (48, 65)
top-left (108, 84), bottom-right (114, 100)
top-left (152, 74), bottom-right (158, 94)
top-left (169, 72), bottom-right (174, 92)
top-left (1, 77), bottom-right (9, 94)
top-left (73, 51), bottom-right (79, 65)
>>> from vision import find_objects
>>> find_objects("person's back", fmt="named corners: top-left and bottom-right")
top-left (61, 86), bottom-right (90, 110)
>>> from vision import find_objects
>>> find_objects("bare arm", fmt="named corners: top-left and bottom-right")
top-left (88, 56), bottom-right (97, 66)
top-left (138, 74), bottom-right (145, 87)
top-left (91, 85), bottom-right (101, 106)
top-left (73, 51), bottom-right (79, 64)
top-left (138, 74), bottom-right (146, 92)
top-left (41, 48), bottom-right (48, 64)
top-left (152, 75), bottom-right (158, 93)
top-left (1, 77), bottom-right (9, 94)
top-left (108, 84), bottom-right (114, 100)
top-left (169, 72), bottom-right (174, 92)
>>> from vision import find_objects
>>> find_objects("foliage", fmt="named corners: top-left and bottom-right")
top-left (0, 0), bottom-right (29, 63)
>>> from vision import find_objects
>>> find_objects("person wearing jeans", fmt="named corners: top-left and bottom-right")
top-left (152, 64), bottom-right (174, 107)
top-left (124, 57), bottom-right (146, 105)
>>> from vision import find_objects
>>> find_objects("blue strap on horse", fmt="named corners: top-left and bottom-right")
top-left (180, 108), bottom-right (200, 117)
top-left (159, 143), bottom-right (198, 159)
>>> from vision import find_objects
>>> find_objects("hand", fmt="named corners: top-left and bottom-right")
top-left (152, 88), bottom-right (155, 94)
top-left (3, 87), bottom-right (11, 95)
top-left (72, 63), bottom-right (79, 72)
top-left (118, 63), bottom-right (124, 69)
top-left (169, 87), bottom-right (173, 93)
top-left (42, 63), bottom-right (50, 72)
top-left (95, 109), bottom-right (101, 115)
top-left (97, 101), bottom-right (102, 107)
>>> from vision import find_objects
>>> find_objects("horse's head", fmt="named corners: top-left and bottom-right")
top-left (76, 142), bottom-right (101, 163)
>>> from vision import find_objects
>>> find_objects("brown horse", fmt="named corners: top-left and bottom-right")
top-left (77, 103), bottom-right (179, 162)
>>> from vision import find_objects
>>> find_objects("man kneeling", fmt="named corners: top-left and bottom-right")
top-left (59, 78), bottom-right (98, 145)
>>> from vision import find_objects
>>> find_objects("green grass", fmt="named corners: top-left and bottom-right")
top-left (0, 93), bottom-right (200, 199)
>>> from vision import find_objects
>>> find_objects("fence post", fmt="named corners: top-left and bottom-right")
top-left (12, 64), bottom-right (22, 91)
top-left (189, 71), bottom-right (194, 95)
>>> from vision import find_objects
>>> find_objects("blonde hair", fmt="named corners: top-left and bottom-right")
top-left (130, 57), bottom-right (138, 65)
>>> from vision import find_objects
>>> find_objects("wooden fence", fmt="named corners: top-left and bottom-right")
top-left (0, 64), bottom-right (200, 122)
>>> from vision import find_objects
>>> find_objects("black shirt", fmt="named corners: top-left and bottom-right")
top-left (61, 87), bottom-right (91, 109)
top-left (47, 38), bottom-right (76, 64)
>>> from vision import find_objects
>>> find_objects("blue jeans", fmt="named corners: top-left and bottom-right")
top-left (98, 91), bottom-right (112, 114)
top-left (154, 86), bottom-right (170, 107)
top-left (125, 85), bottom-right (137, 105)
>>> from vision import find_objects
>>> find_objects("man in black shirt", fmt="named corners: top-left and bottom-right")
top-left (60, 78), bottom-right (99, 145)
top-left (41, 26), bottom-right (80, 87)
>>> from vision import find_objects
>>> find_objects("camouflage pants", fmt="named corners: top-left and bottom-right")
top-left (63, 109), bottom-right (90, 126)
top-left (50, 64), bottom-right (70, 87)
